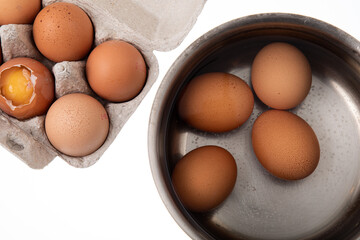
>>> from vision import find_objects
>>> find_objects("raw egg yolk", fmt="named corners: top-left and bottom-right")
top-left (0, 67), bottom-right (34, 106)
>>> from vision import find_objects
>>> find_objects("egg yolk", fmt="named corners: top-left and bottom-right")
top-left (0, 67), bottom-right (34, 106)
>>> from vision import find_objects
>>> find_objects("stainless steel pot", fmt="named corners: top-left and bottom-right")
top-left (148, 13), bottom-right (360, 240)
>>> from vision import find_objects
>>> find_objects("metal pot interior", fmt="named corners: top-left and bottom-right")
top-left (149, 13), bottom-right (360, 240)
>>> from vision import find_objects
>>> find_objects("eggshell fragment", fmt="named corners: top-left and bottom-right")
top-left (0, 57), bottom-right (54, 120)
top-left (251, 42), bottom-right (312, 109)
top-left (0, 0), bottom-right (41, 25)
top-left (178, 72), bottom-right (254, 133)
top-left (172, 145), bottom-right (237, 212)
top-left (86, 40), bottom-right (147, 102)
top-left (33, 2), bottom-right (94, 62)
top-left (45, 93), bottom-right (109, 157)
top-left (252, 110), bottom-right (320, 180)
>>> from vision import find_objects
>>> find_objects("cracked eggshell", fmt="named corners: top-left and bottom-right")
top-left (0, 57), bottom-right (55, 120)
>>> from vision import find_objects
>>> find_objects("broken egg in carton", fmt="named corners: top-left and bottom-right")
top-left (0, 0), bottom-right (205, 169)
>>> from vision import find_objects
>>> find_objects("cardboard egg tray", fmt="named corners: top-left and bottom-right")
top-left (0, 0), bottom-right (205, 169)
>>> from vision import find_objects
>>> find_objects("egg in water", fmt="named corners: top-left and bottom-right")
top-left (172, 145), bottom-right (237, 212)
top-left (252, 110), bottom-right (320, 180)
top-left (178, 72), bottom-right (254, 133)
top-left (251, 42), bottom-right (312, 109)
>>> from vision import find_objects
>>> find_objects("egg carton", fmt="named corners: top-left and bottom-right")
top-left (0, 0), bottom-right (206, 169)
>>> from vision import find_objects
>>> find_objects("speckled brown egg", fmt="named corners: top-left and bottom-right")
top-left (251, 42), bottom-right (312, 109)
top-left (45, 93), bottom-right (109, 157)
top-left (178, 72), bottom-right (254, 133)
top-left (86, 40), bottom-right (147, 102)
top-left (33, 2), bottom-right (94, 62)
top-left (252, 110), bottom-right (320, 180)
top-left (172, 145), bottom-right (237, 212)
top-left (0, 57), bottom-right (54, 120)
top-left (0, 0), bottom-right (41, 25)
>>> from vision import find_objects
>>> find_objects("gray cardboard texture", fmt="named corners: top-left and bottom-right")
top-left (0, 0), bottom-right (206, 168)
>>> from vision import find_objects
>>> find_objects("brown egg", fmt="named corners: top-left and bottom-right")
top-left (86, 40), bottom-right (147, 102)
top-left (33, 2), bottom-right (94, 62)
top-left (251, 42), bottom-right (312, 109)
top-left (0, 0), bottom-right (41, 25)
top-left (178, 72), bottom-right (254, 132)
top-left (172, 146), bottom-right (237, 212)
top-left (0, 45), bottom-right (2, 64)
top-left (252, 110), bottom-right (320, 180)
top-left (0, 57), bottom-right (54, 120)
top-left (45, 93), bottom-right (109, 157)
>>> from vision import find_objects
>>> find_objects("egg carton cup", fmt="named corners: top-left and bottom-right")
top-left (0, 0), bottom-right (205, 169)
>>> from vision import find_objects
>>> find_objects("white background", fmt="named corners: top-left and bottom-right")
top-left (1, 1), bottom-right (360, 239)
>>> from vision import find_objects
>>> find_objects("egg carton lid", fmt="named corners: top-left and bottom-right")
top-left (44, 0), bottom-right (207, 52)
